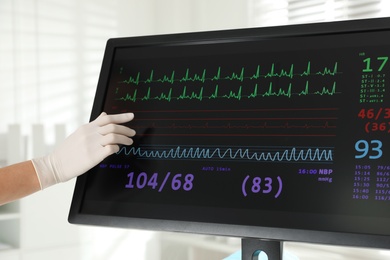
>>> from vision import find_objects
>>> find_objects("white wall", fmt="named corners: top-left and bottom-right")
top-left (116, 0), bottom-right (248, 36)
top-left (0, 0), bottom-right (249, 138)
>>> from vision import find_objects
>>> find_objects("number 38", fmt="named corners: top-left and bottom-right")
top-left (355, 139), bottom-right (383, 159)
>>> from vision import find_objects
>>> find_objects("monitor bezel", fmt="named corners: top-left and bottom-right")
top-left (69, 17), bottom-right (390, 249)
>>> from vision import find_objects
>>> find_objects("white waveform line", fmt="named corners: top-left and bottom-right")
top-left (117, 145), bottom-right (333, 163)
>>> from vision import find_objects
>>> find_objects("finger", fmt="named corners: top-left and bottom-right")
top-left (98, 124), bottom-right (136, 137)
top-left (102, 144), bottom-right (121, 156)
top-left (95, 112), bottom-right (134, 126)
top-left (100, 133), bottom-right (134, 147)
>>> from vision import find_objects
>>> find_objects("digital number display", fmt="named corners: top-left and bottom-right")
top-left (70, 19), bottom-right (390, 242)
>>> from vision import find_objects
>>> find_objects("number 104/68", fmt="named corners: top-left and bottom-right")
top-left (125, 172), bottom-right (194, 192)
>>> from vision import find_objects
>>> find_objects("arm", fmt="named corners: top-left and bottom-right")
top-left (0, 112), bottom-right (135, 206)
top-left (0, 161), bottom-right (40, 206)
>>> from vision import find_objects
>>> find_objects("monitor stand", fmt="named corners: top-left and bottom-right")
top-left (241, 238), bottom-right (283, 260)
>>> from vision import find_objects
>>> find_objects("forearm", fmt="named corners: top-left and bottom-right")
top-left (0, 161), bottom-right (40, 206)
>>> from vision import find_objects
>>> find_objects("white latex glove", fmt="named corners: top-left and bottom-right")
top-left (31, 112), bottom-right (135, 189)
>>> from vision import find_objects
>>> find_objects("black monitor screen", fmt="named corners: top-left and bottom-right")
top-left (69, 18), bottom-right (390, 248)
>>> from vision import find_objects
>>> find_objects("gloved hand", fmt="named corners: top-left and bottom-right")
top-left (31, 112), bottom-right (136, 189)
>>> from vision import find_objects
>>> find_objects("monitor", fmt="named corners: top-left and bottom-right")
top-left (69, 17), bottom-right (390, 251)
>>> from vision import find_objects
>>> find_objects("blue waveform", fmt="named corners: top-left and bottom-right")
top-left (117, 145), bottom-right (333, 163)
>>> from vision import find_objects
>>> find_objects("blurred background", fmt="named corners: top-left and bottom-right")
top-left (1, 0), bottom-right (390, 259)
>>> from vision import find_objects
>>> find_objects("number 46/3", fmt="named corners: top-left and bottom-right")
top-left (355, 139), bottom-right (383, 160)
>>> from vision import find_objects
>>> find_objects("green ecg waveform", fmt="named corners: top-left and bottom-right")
top-left (121, 62), bottom-right (339, 86)
top-left (117, 81), bottom-right (338, 102)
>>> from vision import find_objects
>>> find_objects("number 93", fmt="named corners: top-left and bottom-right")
top-left (355, 139), bottom-right (382, 160)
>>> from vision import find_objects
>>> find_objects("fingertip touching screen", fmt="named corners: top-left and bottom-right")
top-left (69, 18), bottom-right (390, 249)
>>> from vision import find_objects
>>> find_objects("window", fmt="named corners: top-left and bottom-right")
top-left (0, 0), bottom-right (118, 138)
top-left (248, 0), bottom-right (390, 27)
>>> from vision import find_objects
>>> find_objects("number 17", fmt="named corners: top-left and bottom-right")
top-left (363, 56), bottom-right (388, 72)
